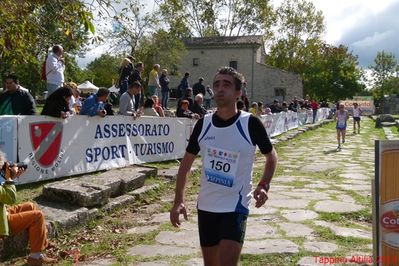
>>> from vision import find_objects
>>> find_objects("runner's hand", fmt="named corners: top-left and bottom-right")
top-left (170, 202), bottom-right (188, 227)
top-left (253, 186), bottom-right (268, 208)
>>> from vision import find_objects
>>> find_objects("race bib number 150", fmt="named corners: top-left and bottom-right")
top-left (204, 146), bottom-right (240, 187)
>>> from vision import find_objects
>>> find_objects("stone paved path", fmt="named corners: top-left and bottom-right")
top-left (83, 118), bottom-right (378, 266)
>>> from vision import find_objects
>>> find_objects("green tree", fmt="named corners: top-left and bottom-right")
top-left (133, 29), bottom-right (186, 93)
top-left (265, 0), bottom-right (325, 73)
top-left (156, 0), bottom-right (274, 37)
top-left (303, 44), bottom-right (364, 101)
top-left (85, 54), bottom-right (121, 87)
top-left (103, 0), bottom-right (159, 56)
top-left (369, 51), bottom-right (398, 87)
top-left (0, 0), bottom-right (96, 94)
top-left (369, 51), bottom-right (398, 100)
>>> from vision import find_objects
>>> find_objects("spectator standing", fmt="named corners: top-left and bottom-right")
top-left (192, 77), bottom-right (205, 97)
top-left (236, 99), bottom-right (245, 111)
top-left (203, 85), bottom-right (213, 110)
top-left (0, 74), bottom-right (36, 115)
top-left (270, 99), bottom-right (281, 113)
top-left (178, 72), bottom-right (190, 99)
top-left (45, 45), bottom-right (65, 96)
top-left (249, 102), bottom-right (257, 116)
top-left (288, 96), bottom-right (299, 112)
top-left (80, 88), bottom-right (109, 117)
top-left (118, 57), bottom-right (133, 96)
top-left (119, 81), bottom-right (142, 118)
top-left (41, 86), bottom-right (72, 118)
top-left (148, 64), bottom-right (161, 97)
top-left (311, 99), bottom-right (319, 123)
top-left (159, 69), bottom-right (170, 109)
top-left (129, 62), bottom-right (144, 111)
top-left (0, 151), bottom-right (57, 265)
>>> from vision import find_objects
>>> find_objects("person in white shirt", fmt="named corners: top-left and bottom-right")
top-left (119, 81), bottom-right (142, 118)
top-left (352, 102), bottom-right (362, 134)
top-left (45, 45), bottom-right (65, 96)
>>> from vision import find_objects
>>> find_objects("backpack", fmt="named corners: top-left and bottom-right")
top-left (41, 55), bottom-right (48, 81)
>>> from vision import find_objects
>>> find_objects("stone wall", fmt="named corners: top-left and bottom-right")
top-left (170, 45), bottom-right (303, 104)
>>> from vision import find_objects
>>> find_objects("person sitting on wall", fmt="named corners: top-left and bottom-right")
top-left (176, 100), bottom-right (199, 119)
top-left (142, 98), bottom-right (159, 117)
top-left (0, 150), bottom-right (56, 265)
top-left (191, 93), bottom-right (207, 118)
top-left (176, 88), bottom-right (194, 115)
top-left (119, 81), bottom-right (142, 118)
top-left (80, 88), bottom-right (110, 117)
top-left (41, 86), bottom-right (73, 118)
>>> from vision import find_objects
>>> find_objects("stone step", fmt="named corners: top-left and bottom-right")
top-left (0, 165), bottom-right (157, 260)
top-left (42, 166), bottom-right (156, 207)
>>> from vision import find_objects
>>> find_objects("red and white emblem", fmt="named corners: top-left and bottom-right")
top-left (30, 122), bottom-right (63, 167)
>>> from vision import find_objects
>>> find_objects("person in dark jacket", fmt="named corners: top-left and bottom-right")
top-left (192, 77), bottom-right (205, 97)
top-left (191, 93), bottom-right (207, 118)
top-left (118, 57), bottom-right (133, 96)
top-left (159, 69), bottom-right (170, 109)
top-left (0, 74), bottom-right (36, 115)
top-left (178, 72), bottom-right (190, 99)
top-left (129, 62), bottom-right (144, 110)
top-left (41, 86), bottom-right (72, 118)
top-left (176, 100), bottom-right (199, 119)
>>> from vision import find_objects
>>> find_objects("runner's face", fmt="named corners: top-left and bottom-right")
top-left (212, 74), bottom-right (241, 107)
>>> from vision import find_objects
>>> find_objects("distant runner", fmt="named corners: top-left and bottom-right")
top-left (352, 102), bottom-right (362, 134)
top-left (335, 103), bottom-right (349, 150)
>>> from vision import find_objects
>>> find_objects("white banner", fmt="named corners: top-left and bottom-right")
top-left (16, 115), bottom-right (195, 184)
top-left (286, 111), bottom-right (299, 130)
top-left (0, 116), bottom-right (18, 163)
top-left (259, 108), bottom-right (330, 137)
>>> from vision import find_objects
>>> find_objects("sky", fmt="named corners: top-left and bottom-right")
top-left (310, 0), bottom-right (399, 67)
top-left (77, 0), bottom-right (399, 69)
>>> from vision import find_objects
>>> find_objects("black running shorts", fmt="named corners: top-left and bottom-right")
top-left (197, 209), bottom-right (248, 247)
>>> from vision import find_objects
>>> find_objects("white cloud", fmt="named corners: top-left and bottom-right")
top-left (352, 30), bottom-right (394, 48)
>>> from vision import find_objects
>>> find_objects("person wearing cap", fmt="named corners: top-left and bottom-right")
top-left (0, 74), bottom-right (36, 115)
top-left (80, 88), bottom-right (110, 117)
top-left (192, 77), bottom-right (206, 98)
top-left (170, 66), bottom-right (277, 265)
top-left (0, 150), bottom-right (56, 265)
top-left (45, 45), bottom-right (65, 96)
top-left (119, 81), bottom-right (142, 118)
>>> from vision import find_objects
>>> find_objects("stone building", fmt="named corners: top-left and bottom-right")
top-left (171, 35), bottom-right (303, 104)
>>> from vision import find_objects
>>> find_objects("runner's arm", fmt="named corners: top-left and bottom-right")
top-left (173, 152), bottom-right (196, 205)
top-left (170, 152), bottom-right (196, 227)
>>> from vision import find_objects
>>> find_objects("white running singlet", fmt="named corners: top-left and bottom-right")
top-left (197, 112), bottom-right (256, 214)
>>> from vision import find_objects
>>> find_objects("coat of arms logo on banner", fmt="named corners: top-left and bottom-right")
top-left (30, 122), bottom-right (63, 167)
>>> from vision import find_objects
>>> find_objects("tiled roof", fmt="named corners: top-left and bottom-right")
top-left (183, 35), bottom-right (263, 46)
